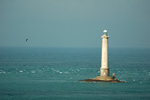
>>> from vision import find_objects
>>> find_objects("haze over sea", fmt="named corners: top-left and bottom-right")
top-left (0, 47), bottom-right (150, 100)
top-left (1, 0), bottom-right (150, 100)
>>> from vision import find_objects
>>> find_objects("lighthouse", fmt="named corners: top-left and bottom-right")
top-left (95, 29), bottom-right (114, 80)
top-left (79, 30), bottom-right (123, 82)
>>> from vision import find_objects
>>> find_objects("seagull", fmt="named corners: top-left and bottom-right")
top-left (26, 38), bottom-right (28, 42)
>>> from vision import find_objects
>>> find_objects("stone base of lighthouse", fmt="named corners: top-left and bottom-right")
top-left (79, 67), bottom-right (124, 83)
top-left (79, 73), bottom-right (125, 83)
top-left (95, 76), bottom-right (114, 80)
top-left (95, 68), bottom-right (113, 80)
top-left (79, 78), bottom-right (123, 83)
top-left (100, 68), bottom-right (109, 76)
top-left (95, 68), bottom-right (114, 80)
top-left (79, 76), bottom-right (124, 83)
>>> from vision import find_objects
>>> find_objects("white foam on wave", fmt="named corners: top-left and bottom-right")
top-left (19, 70), bottom-right (23, 73)
top-left (59, 72), bottom-right (62, 74)
top-left (0, 71), bottom-right (6, 74)
top-left (31, 70), bottom-right (36, 73)
top-left (133, 79), bottom-right (136, 82)
top-left (64, 72), bottom-right (69, 74)
top-left (51, 68), bottom-right (63, 74)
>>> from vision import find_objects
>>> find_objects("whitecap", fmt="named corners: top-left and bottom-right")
top-left (31, 70), bottom-right (36, 73)
top-left (19, 70), bottom-right (23, 73)
top-left (0, 71), bottom-right (6, 74)
top-left (64, 72), bottom-right (69, 74)
top-left (51, 68), bottom-right (62, 74)
top-left (59, 72), bottom-right (62, 74)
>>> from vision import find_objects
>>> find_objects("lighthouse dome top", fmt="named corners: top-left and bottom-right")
top-left (103, 29), bottom-right (108, 36)
top-left (103, 30), bottom-right (107, 33)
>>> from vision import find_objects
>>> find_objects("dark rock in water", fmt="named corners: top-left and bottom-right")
top-left (79, 78), bottom-right (125, 83)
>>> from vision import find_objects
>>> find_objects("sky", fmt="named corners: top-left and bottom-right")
top-left (0, 0), bottom-right (150, 48)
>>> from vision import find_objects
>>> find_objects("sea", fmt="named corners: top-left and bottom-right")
top-left (0, 47), bottom-right (150, 100)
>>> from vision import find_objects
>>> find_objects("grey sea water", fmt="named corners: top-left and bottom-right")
top-left (0, 47), bottom-right (150, 100)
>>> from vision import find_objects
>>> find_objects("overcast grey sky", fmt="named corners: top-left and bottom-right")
top-left (0, 0), bottom-right (150, 48)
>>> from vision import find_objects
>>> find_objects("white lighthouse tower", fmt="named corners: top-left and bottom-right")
top-left (80, 30), bottom-right (123, 82)
top-left (95, 29), bottom-right (114, 80)
top-left (100, 30), bottom-right (109, 77)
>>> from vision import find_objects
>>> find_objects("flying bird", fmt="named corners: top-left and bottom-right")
top-left (26, 38), bottom-right (28, 42)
